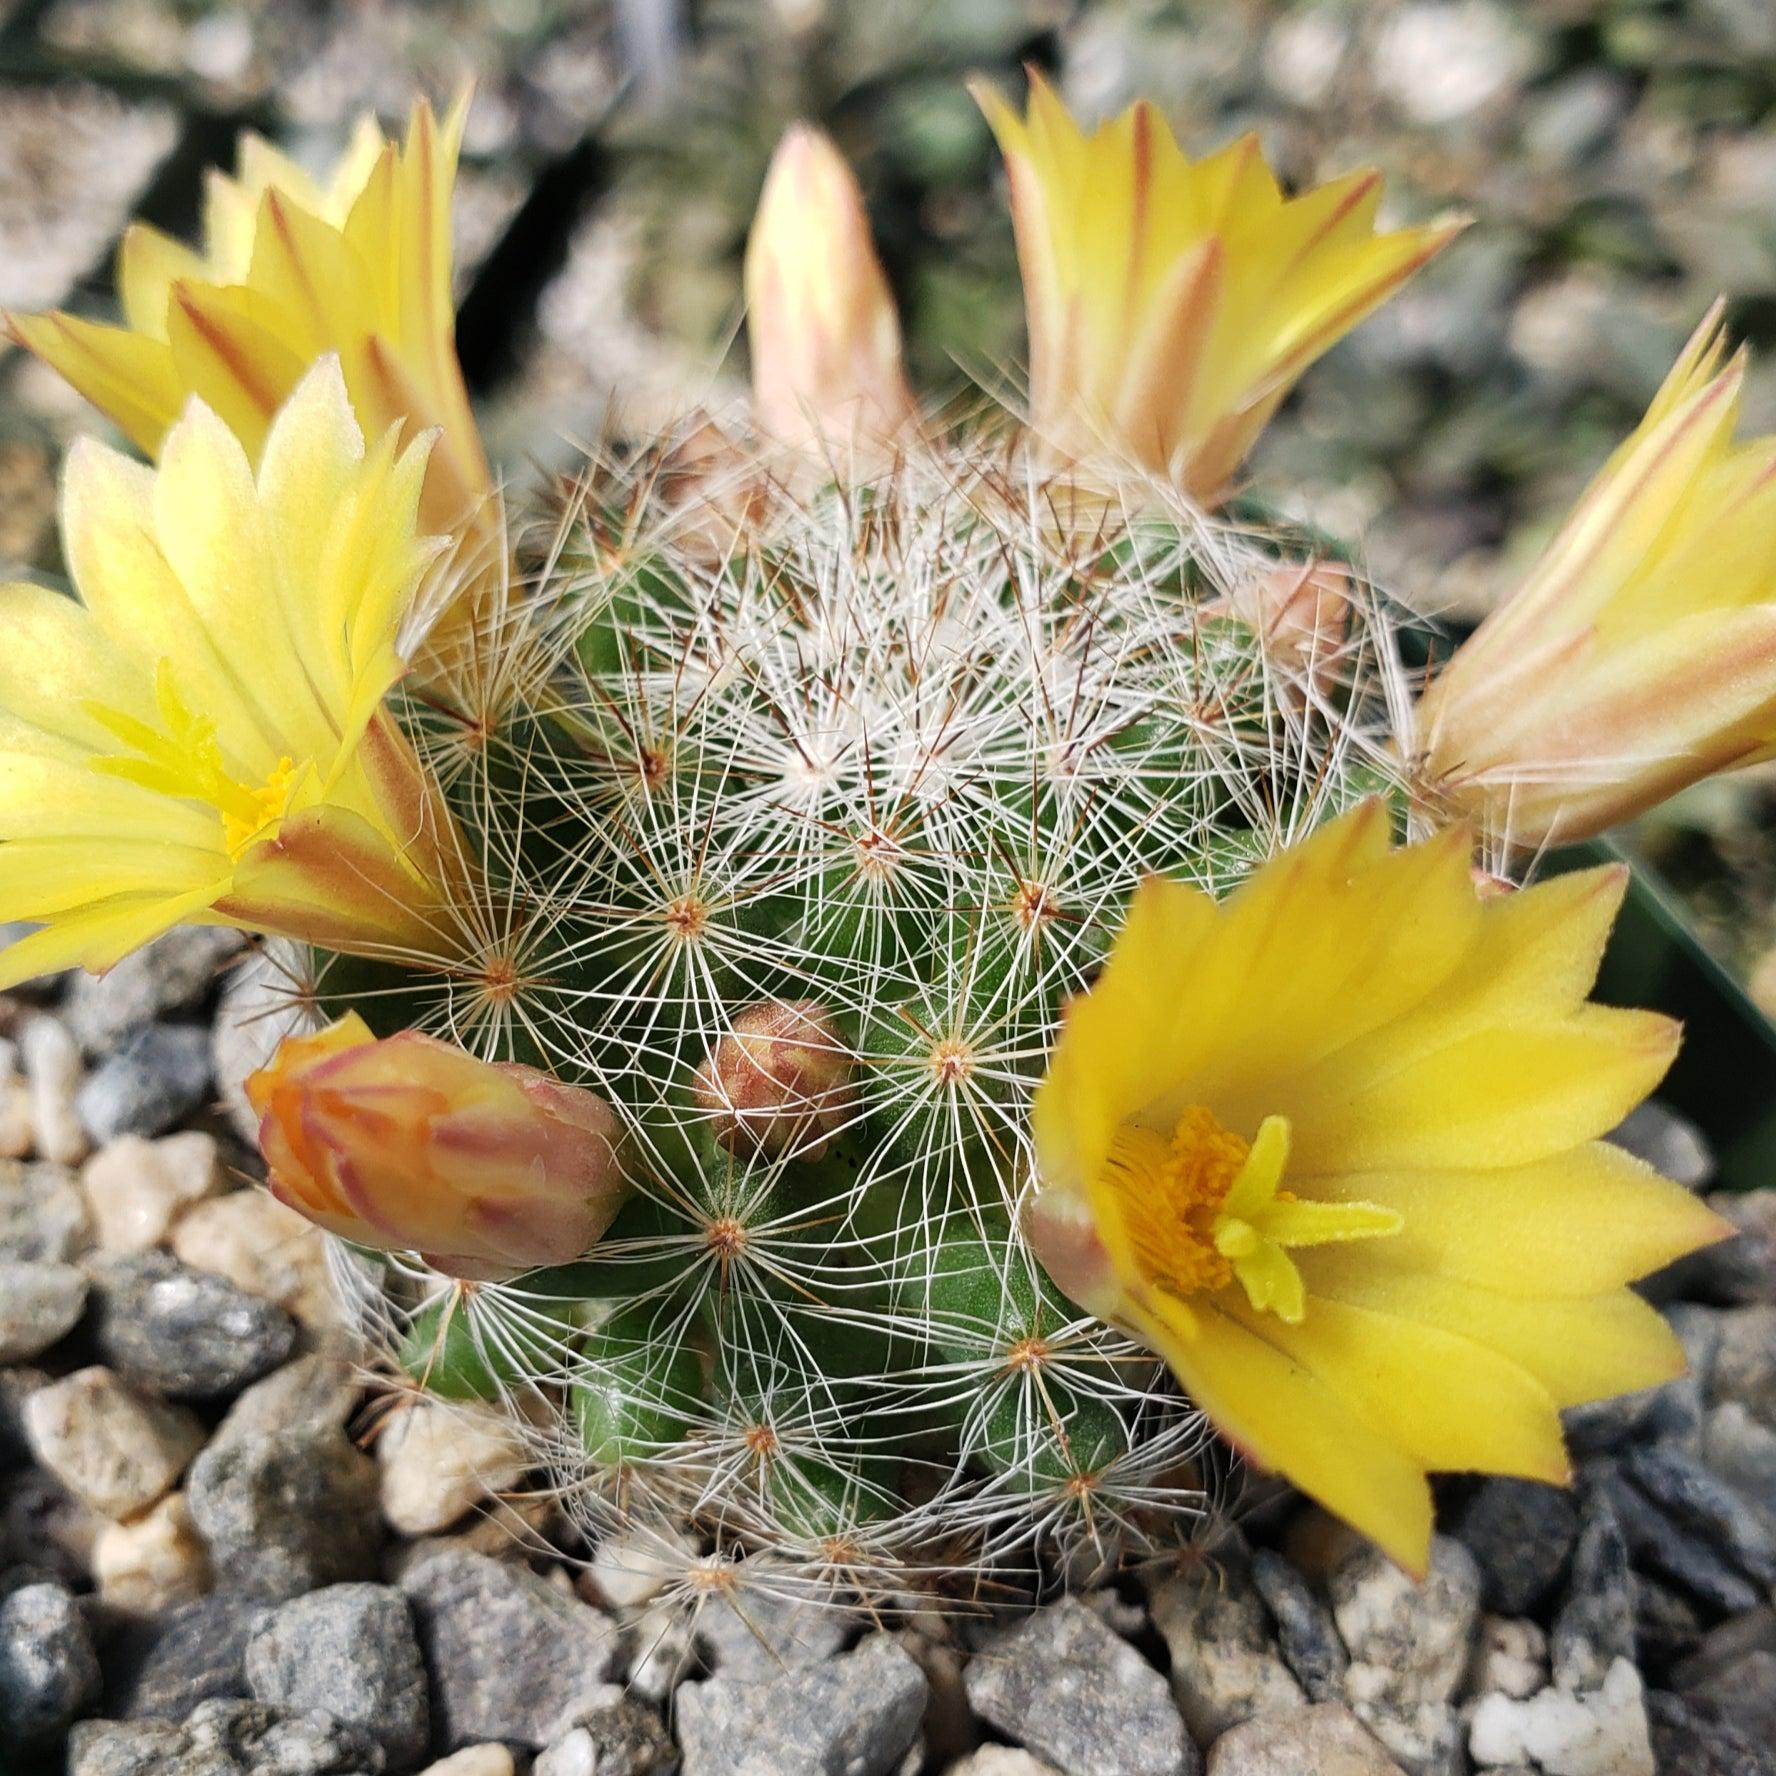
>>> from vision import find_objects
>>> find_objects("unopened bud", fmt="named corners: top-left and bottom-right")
top-left (744, 125), bottom-right (912, 458)
top-left (693, 999), bottom-right (856, 1159)
top-left (1210, 560), bottom-right (1351, 701)
top-left (248, 1013), bottom-right (627, 1280)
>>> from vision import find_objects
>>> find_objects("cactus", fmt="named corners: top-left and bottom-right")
top-left (309, 433), bottom-right (1408, 1599)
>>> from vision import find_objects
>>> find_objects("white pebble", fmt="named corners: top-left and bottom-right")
top-left (377, 1396), bottom-right (534, 1537)
top-left (23, 1366), bottom-right (207, 1520)
top-left (1468, 1657), bottom-right (1654, 1776)
top-left (170, 1186), bottom-right (340, 1327)
top-left (92, 1490), bottom-right (210, 1613)
top-left (82, 1131), bottom-right (222, 1252)
top-left (416, 1748), bottom-right (517, 1776)
top-left (20, 1015), bottom-right (88, 1165)
top-left (0, 1072), bottom-right (32, 1158)
top-left (1470, 1616), bottom-right (1549, 1702)
top-left (587, 1523), bottom-right (696, 1611)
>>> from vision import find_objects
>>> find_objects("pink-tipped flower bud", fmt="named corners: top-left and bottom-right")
top-left (247, 1013), bottom-right (626, 1280)
top-left (743, 125), bottom-right (913, 458)
top-left (692, 999), bottom-right (856, 1159)
top-left (1210, 560), bottom-right (1352, 702)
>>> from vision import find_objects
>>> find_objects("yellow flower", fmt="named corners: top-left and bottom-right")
top-left (744, 125), bottom-right (913, 458)
top-left (1028, 805), bottom-right (1731, 1573)
top-left (1418, 305), bottom-right (1776, 846)
top-left (0, 357), bottom-right (468, 987)
top-left (7, 95), bottom-right (497, 668)
top-left (976, 75), bottom-right (1463, 505)
top-left (249, 1012), bottom-right (627, 1280)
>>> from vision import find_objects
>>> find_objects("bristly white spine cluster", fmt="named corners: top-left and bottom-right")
top-left (328, 427), bottom-right (1414, 1615)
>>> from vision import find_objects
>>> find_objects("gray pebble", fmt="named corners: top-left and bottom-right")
top-left (964, 1597), bottom-right (1195, 1776)
top-left (1702, 1401), bottom-right (1776, 1514)
top-left (1622, 1444), bottom-right (1776, 1586)
top-left (69, 1695), bottom-right (384, 1775)
top-left (187, 1432), bottom-right (381, 1603)
top-left (105, 1589), bottom-right (268, 1721)
top-left (1646, 1687), bottom-right (1776, 1776)
top-left (212, 1354), bottom-right (360, 1455)
top-left (1593, 1467), bottom-right (1761, 1617)
top-left (1448, 1478), bottom-right (1579, 1617)
top-left (0, 1579), bottom-right (101, 1750)
top-left (399, 1548), bottom-right (621, 1752)
top-left (1551, 1488), bottom-right (1637, 1690)
top-left (1249, 1550), bottom-right (1347, 1703)
top-left (0, 1257), bottom-right (88, 1362)
top-left (1712, 1305), bottom-right (1776, 1428)
top-left (90, 1252), bottom-right (296, 1402)
top-left (63, 928), bottom-right (243, 1058)
top-left (245, 1583), bottom-right (428, 1772)
top-left (0, 1158), bottom-right (91, 1263)
top-left (77, 1023), bottom-right (213, 1143)
top-left (679, 1632), bottom-right (928, 1776)
top-left (1607, 1103), bottom-right (1714, 1190)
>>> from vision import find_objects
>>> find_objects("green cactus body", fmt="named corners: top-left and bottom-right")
top-left (313, 445), bottom-right (1408, 1595)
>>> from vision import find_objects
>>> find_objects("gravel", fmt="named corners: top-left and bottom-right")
top-left (88, 1253), bottom-right (297, 1402)
top-left (244, 1584), bottom-right (430, 1771)
top-left (677, 1632), bottom-right (927, 1776)
top-left (186, 1432), bottom-right (382, 1602)
top-left (76, 1024), bottom-right (213, 1144)
top-left (0, 1579), bottom-right (101, 1750)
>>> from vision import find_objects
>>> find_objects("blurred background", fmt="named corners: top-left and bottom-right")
top-left (3, 0), bottom-right (1776, 995)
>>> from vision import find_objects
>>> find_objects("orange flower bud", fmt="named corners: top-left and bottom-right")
top-left (692, 999), bottom-right (856, 1159)
top-left (744, 126), bottom-right (912, 459)
top-left (1210, 560), bottom-right (1351, 700)
top-left (247, 1014), bottom-right (626, 1280)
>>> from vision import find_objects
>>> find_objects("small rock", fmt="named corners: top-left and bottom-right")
top-left (379, 1398), bottom-right (533, 1538)
top-left (625, 1601), bottom-right (694, 1703)
top-left (1250, 1549), bottom-right (1347, 1702)
top-left (532, 1694), bottom-right (674, 1775)
top-left (69, 1696), bottom-right (383, 1775)
top-left (679, 1632), bottom-right (927, 1776)
top-left (1646, 1686), bottom-right (1776, 1776)
top-left (0, 1071), bottom-right (32, 1159)
top-left (419, 1753), bottom-right (517, 1776)
top-left (1607, 1103), bottom-right (1713, 1190)
top-left (1701, 1401), bottom-right (1776, 1512)
top-left (1151, 1567), bottom-right (1304, 1744)
top-left (1467, 1656), bottom-right (1654, 1776)
top-left (1550, 1489), bottom-right (1636, 1691)
top-left (21, 1015), bottom-right (89, 1164)
top-left (81, 1132), bottom-right (222, 1253)
top-left (1206, 1702), bottom-right (1406, 1775)
top-left (400, 1547), bottom-right (621, 1750)
top-left (246, 1583), bottom-right (429, 1771)
top-left (92, 1490), bottom-right (210, 1614)
top-left (89, 1251), bottom-right (297, 1401)
top-left (1622, 1444), bottom-right (1776, 1585)
top-left (171, 1187), bottom-right (341, 1329)
top-left (105, 1588), bottom-right (266, 1720)
top-left (1448, 1479), bottom-right (1580, 1616)
top-left (76, 1022), bottom-right (212, 1143)
top-left (1330, 1535), bottom-right (1481, 1776)
top-left (584, 1523), bottom-right (696, 1611)
top-left (63, 927), bottom-right (242, 1056)
top-left (1594, 1467), bottom-right (1761, 1616)
top-left (948, 1753), bottom-right (1064, 1776)
top-left (1668, 1606), bottom-right (1776, 1691)
top-left (23, 1367), bottom-right (205, 1519)
top-left (0, 1579), bottom-right (101, 1749)
top-left (1711, 1304), bottom-right (1776, 1428)
top-left (0, 1257), bottom-right (88, 1361)
top-left (0, 1157), bottom-right (91, 1261)
top-left (186, 1430), bottom-right (381, 1602)
top-left (964, 1597), bottom-right (1194, 1776)
top-left (1468, 1618), bottom-right (1547, 1703)
top-left (694, 1559), bottom-right (851, 1681)
top-left (212, 1353), bottom-right (360, 1453)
